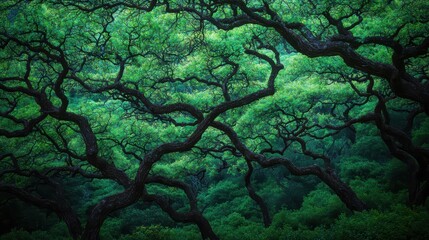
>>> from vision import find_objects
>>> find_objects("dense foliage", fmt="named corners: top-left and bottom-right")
top-left (1, 0), bottom-right (428, 239)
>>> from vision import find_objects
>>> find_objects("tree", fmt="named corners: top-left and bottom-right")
top-left (0, 1), bottom-right (428, 240)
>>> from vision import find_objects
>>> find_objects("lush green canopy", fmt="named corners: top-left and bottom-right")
top-left (0, 1), bottom-right (428, 239)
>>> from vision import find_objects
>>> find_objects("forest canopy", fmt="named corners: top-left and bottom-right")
top-left (0, 0), bottom-right (428, 239)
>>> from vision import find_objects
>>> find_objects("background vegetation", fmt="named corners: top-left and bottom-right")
top-left (1, 0), bottom-right (428, 239)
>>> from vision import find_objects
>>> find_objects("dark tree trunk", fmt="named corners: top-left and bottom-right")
top-left (0, 184), bottom-right (83, 239)
top-left (58, 207), bottom-right (83, 239)
top-left (319, 170), bottom-right (368, 211)
top-left (409, 170), bottom-right (429, 206)
top-left (194, 214), bottom-right (219, 240)
top-left (245, 161), bottom-right (271, 227)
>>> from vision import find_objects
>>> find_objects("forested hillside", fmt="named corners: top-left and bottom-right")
top-left (1, 1), bottom-right (428, 239)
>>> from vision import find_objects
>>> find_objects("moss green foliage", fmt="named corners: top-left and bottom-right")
top-left (1, 0), bottom-right (428, 239)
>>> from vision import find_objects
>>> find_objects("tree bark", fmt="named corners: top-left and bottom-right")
top-left (318, 170), bottom-right (368, 211)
